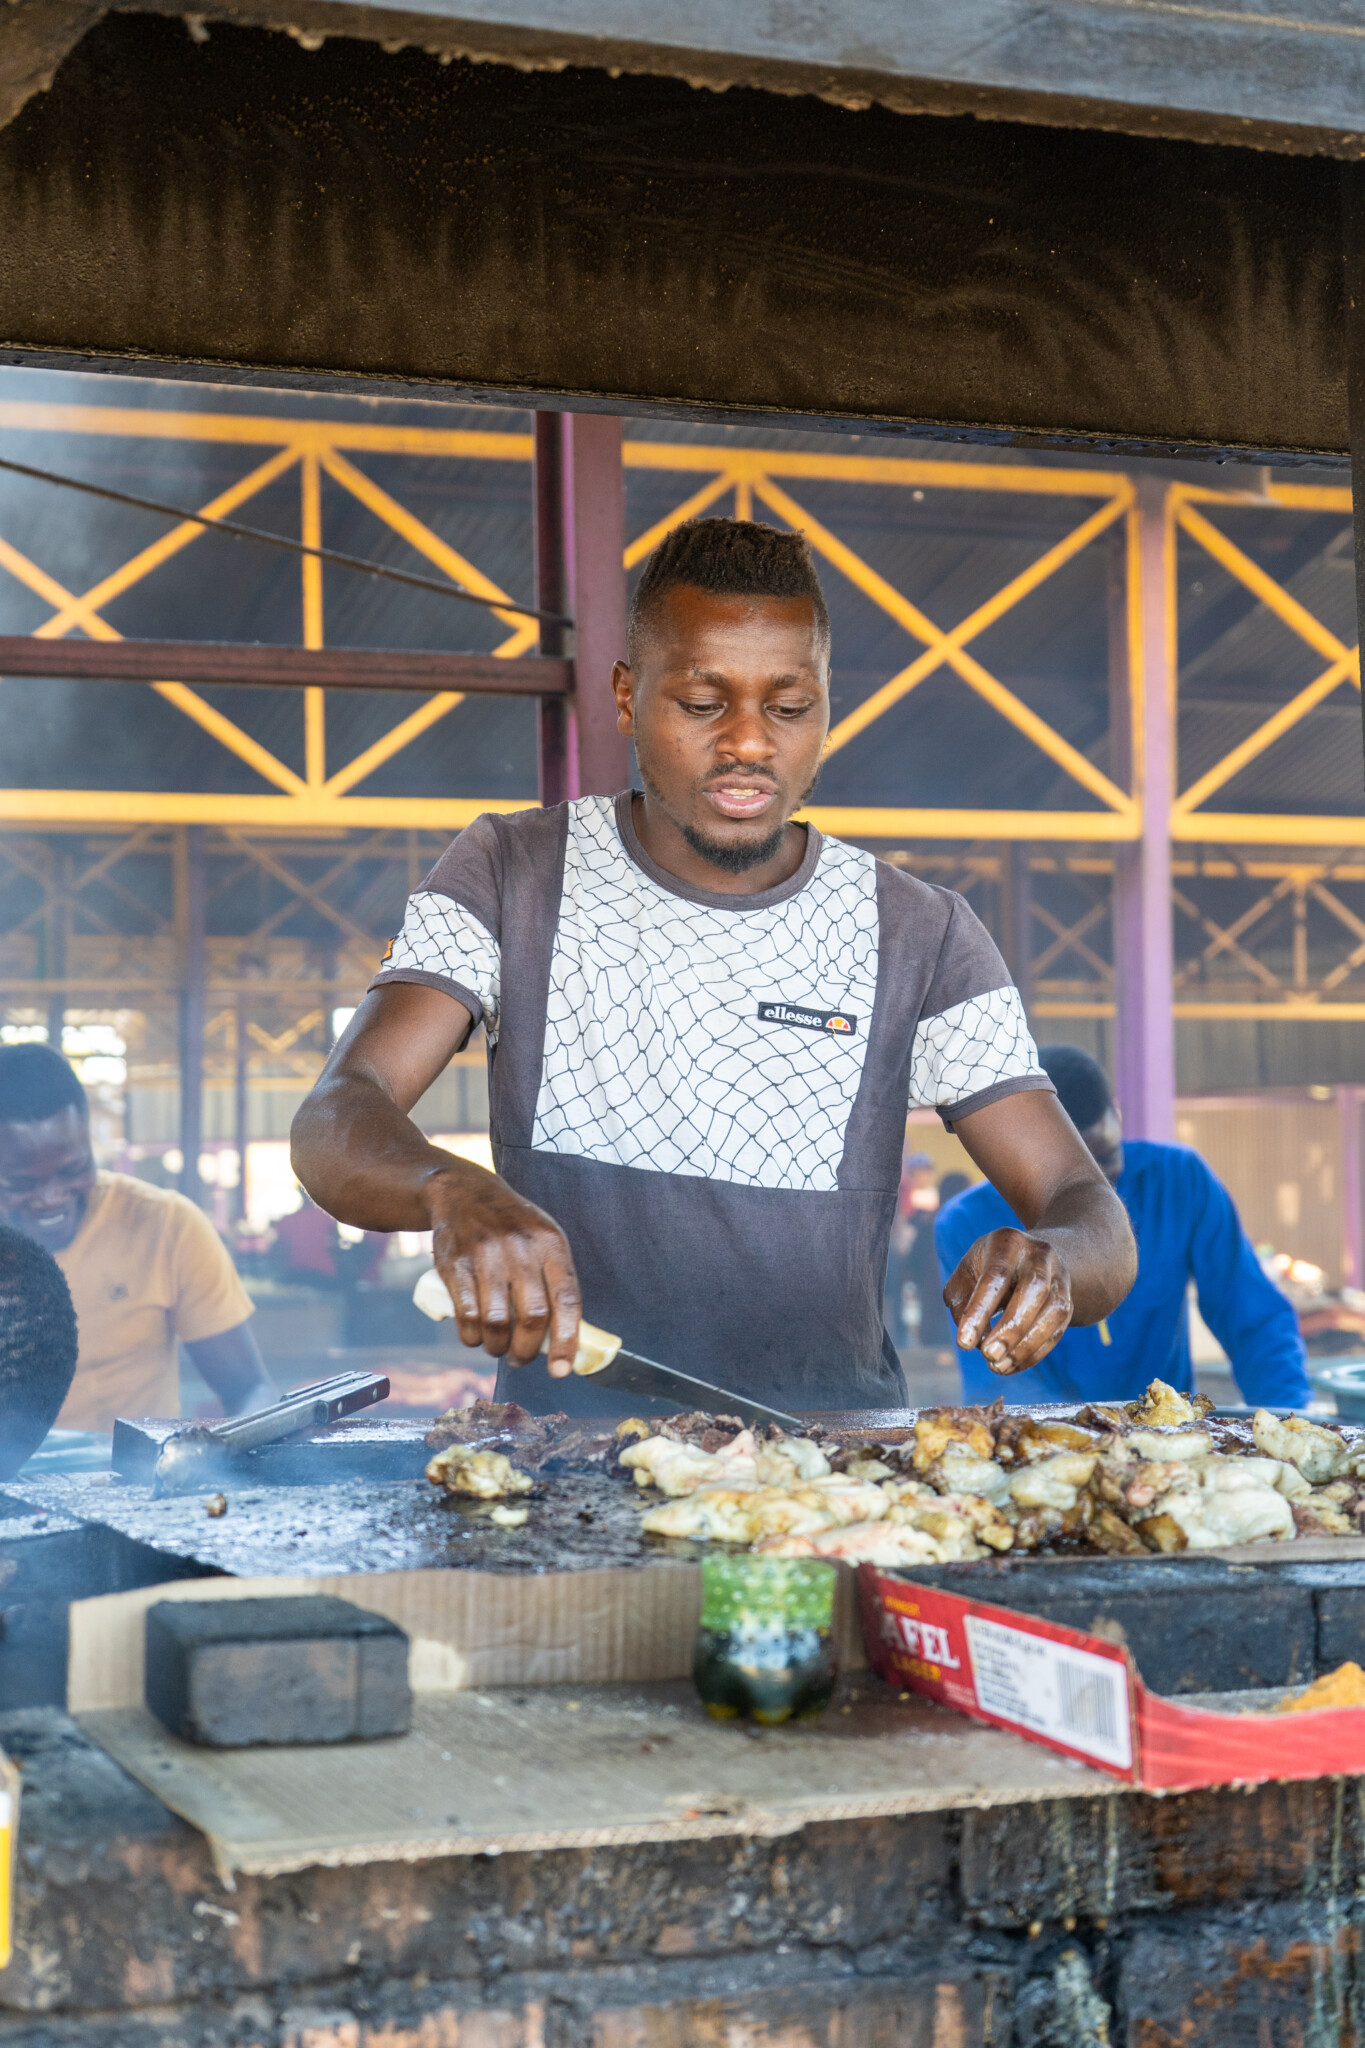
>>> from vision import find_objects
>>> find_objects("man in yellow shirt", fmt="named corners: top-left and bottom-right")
top-left (0, 1045), bottom-right (276, 1434)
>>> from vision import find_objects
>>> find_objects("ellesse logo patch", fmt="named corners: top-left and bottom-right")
top-left (757, 1001), bottom-right (858, 1037)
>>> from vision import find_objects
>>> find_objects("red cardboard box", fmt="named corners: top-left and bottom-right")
top-left (859, 1564), bottom-right (1365, 1792)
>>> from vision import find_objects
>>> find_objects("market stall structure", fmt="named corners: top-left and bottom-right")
top-left (3, 0), bottom-right (1365, 2038)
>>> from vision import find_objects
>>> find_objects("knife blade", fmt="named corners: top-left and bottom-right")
top-left (412, 1276), bottom-right (803, 1429)
top-left (570, 1322), bottom-right (802, 1429)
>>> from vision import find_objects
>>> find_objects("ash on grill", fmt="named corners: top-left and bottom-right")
top-left (424, 1386), bottom-right (1365, 1564)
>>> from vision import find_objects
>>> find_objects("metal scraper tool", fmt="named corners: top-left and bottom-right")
top-left (152, 1369), bottom-right (391, 1496)
top-left (568, 1322), bottom-right (802, 1429)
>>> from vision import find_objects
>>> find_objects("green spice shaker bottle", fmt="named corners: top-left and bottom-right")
top-left (693, 1555), bottom-right (838, 1724)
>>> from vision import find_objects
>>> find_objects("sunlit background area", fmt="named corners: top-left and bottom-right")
top-left (3, 365), bottom-right (1364, 1413)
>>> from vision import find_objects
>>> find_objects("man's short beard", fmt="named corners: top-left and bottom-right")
top-left (678, 819), bottom-right (787, 875)
top-left (639, 763), bottom-right (822, 878)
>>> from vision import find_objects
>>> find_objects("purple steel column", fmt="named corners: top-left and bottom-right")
top-left (562, 413), bottom-right (631, 798)
top-left (1341, 1086), bottom-right (1364, 1288)
top-left (1345, 168), bottom-right (1365, 784)
top-left (532, 412), bottom-right (573, 807)
top-left (1111, 478), bottom-right (1176, 1142)
top-left (176, 824), bottom-right (207, 1209)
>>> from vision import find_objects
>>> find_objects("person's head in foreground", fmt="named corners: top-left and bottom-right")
top-left (613, 516), bottom-right (829, 882)
top-left (0, 1222), bottom-right (77, 1478)
top-left (0, 1043), bottom-right (96, 1255)
top-left (1036, 1044), bottom-right (1123, 1182)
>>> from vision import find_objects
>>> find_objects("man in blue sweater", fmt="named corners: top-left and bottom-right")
top-left (935, 1044), bottom-right (1312, 1409)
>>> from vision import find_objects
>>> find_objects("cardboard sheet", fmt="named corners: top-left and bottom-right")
top-left (68, 1561), bottom-right (867, 1714)
top-left (78, 1679), bottom-right (1119, 1885)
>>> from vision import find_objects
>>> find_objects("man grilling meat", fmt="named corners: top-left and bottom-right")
top-left (292, 519), bottom-right (1135, 1413)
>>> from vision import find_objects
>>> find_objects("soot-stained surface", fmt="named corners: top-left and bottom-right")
top-left (0, 1471), bottom-right (679, 1579)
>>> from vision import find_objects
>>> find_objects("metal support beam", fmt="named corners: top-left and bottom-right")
top-left (533, 412), bottom-right (573, 807)
top-left (1111, 480), bottom-right (1176, 1141)
top-left (176, 825), bottom-right (207, 1210)
top-left (233, 994), bottom-right (249, 1227)
top-left (999, 842), bottom-right (1033, 1017)
top-left (1348, 165), bottom-right (1365, 795)
top-left (0, 639), bottom-right (572, 696)
top-left (44, 846), bottom-right (66, 1053)
top-left (1342, 1085), bottom-right (1364, 1289)
top-left (563, 415), bottom-right (631, 799)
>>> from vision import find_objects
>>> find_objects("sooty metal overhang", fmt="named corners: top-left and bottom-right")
top-left (92, 0), bottom-right (1365, 161)
top-left (0, 16), bottom-right (1351, 463)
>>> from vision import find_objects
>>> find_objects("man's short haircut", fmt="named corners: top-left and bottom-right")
top-left (627, 517), bottom-right (831, 664)
top-left (0, 1225), bottom-right (78, 1478)
top-left (0, 1043), bottom-right (87, 1126)
top-left (1037, 1044), bottom-right (1115, 1133)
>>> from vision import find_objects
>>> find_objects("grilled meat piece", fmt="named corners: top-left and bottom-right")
top-left (527, 1424), bottom-right (620, 1474)
top-left (1138, 1512), bottom-right (1188, 1553)
top-left (426, 1405), bottom-right (627, 1475)
top-left (1075, 1403), bottom-right (1133, 1434)
top-left (425, 1400), bottom-right (554, 1454)
top-left (841, 1455), bottom-right (896, 1482)
top-left (1011, 1507), bottom-right (1067, 1550)
top-left (1086, 1507), bottom-right (1148, 1556)
top-left (1126, 1429), bottom-right (1213, 1463)
top-left (641, 1477), bottom-right (887, 1543)
top-left (1119, 1459), bottom-right (1195, 1510)
top-left (1127, 1379), bottom-right (1214, 1426)
top-left (993, 1416), bottom-right (1102, 1466)
top-left (425, 1445), bottom-right (536, 1499)
top-left (887, 1490), bottom-right (1013, 1554)
top-left (1293, 1496), bottom-right (1355, 1537)
top-left (754, 1438), bottom-right (833, 1484)
top-left (1008, 1452), bottom-right (1099, 1513)
top-left (1252, 1410), bottom-right (1353, 1486)
top-left (1134, 1460), bottom-right (1294, 1550)
top-left (921, 1448), bottom-right (1013, 1504)
top-left (756, 1522), bottom-right (943, 1565)
top-left (620, 1431), bottom-right (760, 1496)
top-left (911, 1411), bottom-right (996, 1472)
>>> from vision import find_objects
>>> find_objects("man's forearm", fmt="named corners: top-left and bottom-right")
top-left (187, 1323), bottom-right (278, 1416)
top-left (294, 984), bottom-right (582, 1367)
top-left (291, 1071), bottom-right (500, 1231)
top-left (1026, 1174), bottom-right (1136, 1327)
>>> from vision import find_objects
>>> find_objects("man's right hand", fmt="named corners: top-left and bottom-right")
top-left (426, 1166), bottom-right (582, 1376)
top-left (291, 982), bottom-right (583, 1376)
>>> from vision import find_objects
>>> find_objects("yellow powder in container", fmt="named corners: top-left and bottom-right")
top-left (1277, 1662), bottom-right (1365, 1713)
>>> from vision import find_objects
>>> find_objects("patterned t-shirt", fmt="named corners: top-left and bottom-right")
top-left (371, 793), bottom-right (1049, 1413)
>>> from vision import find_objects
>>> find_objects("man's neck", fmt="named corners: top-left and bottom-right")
top-left (629, 792), bottom-right (809, 896)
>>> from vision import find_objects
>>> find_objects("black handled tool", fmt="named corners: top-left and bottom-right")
top-left (152, 1369), bottom-right (390, 1496)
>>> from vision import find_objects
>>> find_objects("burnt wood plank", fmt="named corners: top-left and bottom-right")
top-left (0, 18), bottom-right (1347, 460)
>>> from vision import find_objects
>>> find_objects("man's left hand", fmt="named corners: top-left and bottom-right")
top-left (943, 1226), bottom-right (1074, 1374)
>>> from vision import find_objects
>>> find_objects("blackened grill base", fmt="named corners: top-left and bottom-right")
top-left (13, 1470), bottom-right (1365, 1703)
top-left (0, 1470), bottom-right (679, 1581)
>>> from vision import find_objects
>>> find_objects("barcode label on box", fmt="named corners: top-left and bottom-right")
top-left (964, 1614), bottom-right (1132, 1771)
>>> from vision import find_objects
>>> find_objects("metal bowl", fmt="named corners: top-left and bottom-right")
top-left (1307, 1359), bottom-right (1365, 1422)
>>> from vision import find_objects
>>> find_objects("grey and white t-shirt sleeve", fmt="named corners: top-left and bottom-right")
top-left (368, 813), bottom-right (503, 1039)
top-left (910, 894), bottom-right (1052, 1127)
